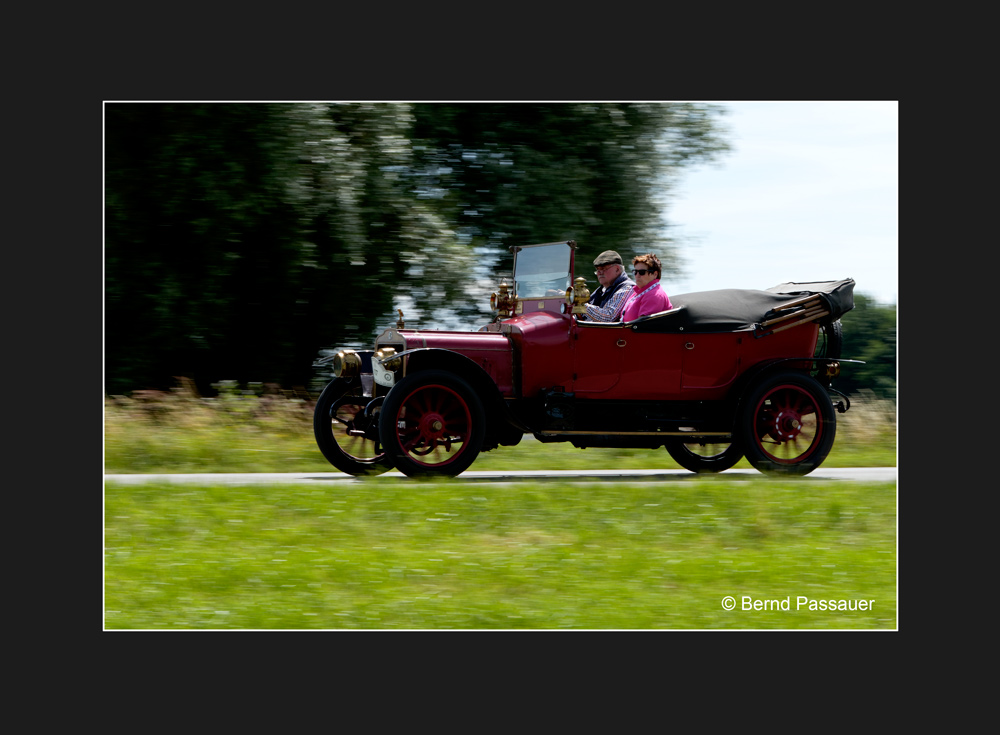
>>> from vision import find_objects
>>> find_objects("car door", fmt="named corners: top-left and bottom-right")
top-left (572, 323), bottom-right (683, 399)
top-left (678, 332), bottom-right (742, 396)
top-left (571, 323), bottom-right (625, 394)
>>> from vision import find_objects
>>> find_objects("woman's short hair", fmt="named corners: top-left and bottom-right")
top-left (632, 253), bottom-right (661, 276)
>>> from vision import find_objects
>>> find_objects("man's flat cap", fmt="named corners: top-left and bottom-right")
top-left (593, 250), bottom-right (623, 267)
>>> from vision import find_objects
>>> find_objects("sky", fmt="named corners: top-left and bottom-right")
top-left (664, 101), bottom-right (898, 306)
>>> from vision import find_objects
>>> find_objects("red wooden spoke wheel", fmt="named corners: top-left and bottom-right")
top-left (379, 370), bottom-right (485, 477)
top-left (741, 371), bottom-right (836, 476)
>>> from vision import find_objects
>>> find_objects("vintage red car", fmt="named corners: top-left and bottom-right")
top-left (313, 240), bottom-right (858, 477)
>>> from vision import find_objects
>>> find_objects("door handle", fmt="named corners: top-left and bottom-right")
top-left (616, 339), bottom-right (627, 347)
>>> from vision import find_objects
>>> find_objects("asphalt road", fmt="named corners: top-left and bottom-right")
top-left (104, 467), bottom-right (896, 485)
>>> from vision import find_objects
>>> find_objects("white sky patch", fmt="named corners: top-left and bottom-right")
top-left (668, 101), bottom-right (898, 305)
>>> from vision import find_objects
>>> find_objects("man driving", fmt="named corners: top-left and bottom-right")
top-left (583, 250), bottom-right (635, 322)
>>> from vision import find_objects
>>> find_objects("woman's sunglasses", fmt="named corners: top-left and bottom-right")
top-left (633, 268), bottom-right (653, 276)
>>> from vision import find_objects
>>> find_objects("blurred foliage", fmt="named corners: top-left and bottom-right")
top-left (105, 102), bottom-right (730, 395)
top-left (105, 102), bottom-right (897, 403)
top-left (106, 103), bottom-right (441, 394)
top-left (838, 294), bottom-right (897, 401)
top-left (408, 103), bottom-right (730, 272)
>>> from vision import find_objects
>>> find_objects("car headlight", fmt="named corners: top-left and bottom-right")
top-left (375, 347), bottom-right (402, 370)
top-left (332, 349), bottom-right (362, 378)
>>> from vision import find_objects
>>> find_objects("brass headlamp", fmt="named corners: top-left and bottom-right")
top-left (375, 346), bottom-right (402, 370)
top-left (331, 349), bottom-right (362, 378)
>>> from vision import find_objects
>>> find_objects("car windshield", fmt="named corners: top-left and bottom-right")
top-left (513, 242), bottom-right (572, 298)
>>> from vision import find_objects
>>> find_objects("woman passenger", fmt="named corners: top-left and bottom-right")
top-left (621, 253), bottom-right (673, 321)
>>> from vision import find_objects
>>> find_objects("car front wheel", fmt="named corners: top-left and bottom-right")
top-left (378, 370), bottom-right (485, 477)
top-left (313, 378), bottom-right (394, 476)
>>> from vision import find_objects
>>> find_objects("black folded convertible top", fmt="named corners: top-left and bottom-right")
top-left (655, 278), bottom-right (855, 332)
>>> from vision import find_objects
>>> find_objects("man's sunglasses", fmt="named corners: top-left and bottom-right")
top-left (632, 268), bottom-right (653, 276)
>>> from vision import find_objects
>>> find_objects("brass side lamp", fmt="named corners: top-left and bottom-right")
top-left (491, 279), bottom-right (514, 318)
top-left (572, 276), bottom-right (591, 314)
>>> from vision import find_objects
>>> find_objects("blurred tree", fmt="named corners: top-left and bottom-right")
top-left (408, 103), bottom-right (730, 319)
top-left (105, 103), bottom-right (454, 394)
top-left (105, 102), bottom-right (730, 394)
top-left (837, 294), bottom-right (897, 401)
top-left (107, 104), bottom-right (304, 394)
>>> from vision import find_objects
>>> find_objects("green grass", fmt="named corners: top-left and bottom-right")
top-left (104, 477), bottom-right (896, 629)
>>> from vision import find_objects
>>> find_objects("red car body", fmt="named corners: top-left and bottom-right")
top-left (314, 240), bottom-right (857, 477)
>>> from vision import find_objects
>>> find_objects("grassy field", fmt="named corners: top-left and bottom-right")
top-left (104, 383), bottom-right (897, 630)
top-left (105, 477), bottom-right (896, 629)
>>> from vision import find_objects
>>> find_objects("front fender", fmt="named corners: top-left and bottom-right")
top-left (387, 348), bottom-right (526, 446)
top-left (390, 348), bottom-right (506, 396)
top-left (381, 347), bottom-right (515, 396)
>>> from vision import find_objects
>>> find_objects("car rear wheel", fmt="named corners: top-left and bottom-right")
top-left (313, 378), bottom-right (394, 476)
top-left (665, 439), bottom-right (743, 473)
top-left (379, 370), bottom-right (485, 477)
top-left (740, 371), bottom-right (836, 476)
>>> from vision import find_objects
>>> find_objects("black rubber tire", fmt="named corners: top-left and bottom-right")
top-left (313, 378), bottom-right (394, 476)
top-left (740, 371), bottom-right (836, 476)
top-left (815, 319), bottom-right (843, 360)
top-left (378, 370), bottom-right (485, 478)
top-left (665, 439), bottom-right (743, 474)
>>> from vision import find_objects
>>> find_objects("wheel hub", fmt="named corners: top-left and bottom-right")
top-left (419, 412), bottom-right (447, 440)
top-left (771, 409), bottom-right (802, 441)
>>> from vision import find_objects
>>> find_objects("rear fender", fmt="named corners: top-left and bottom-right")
top-left (731, 357), bottom-right (864, 414)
